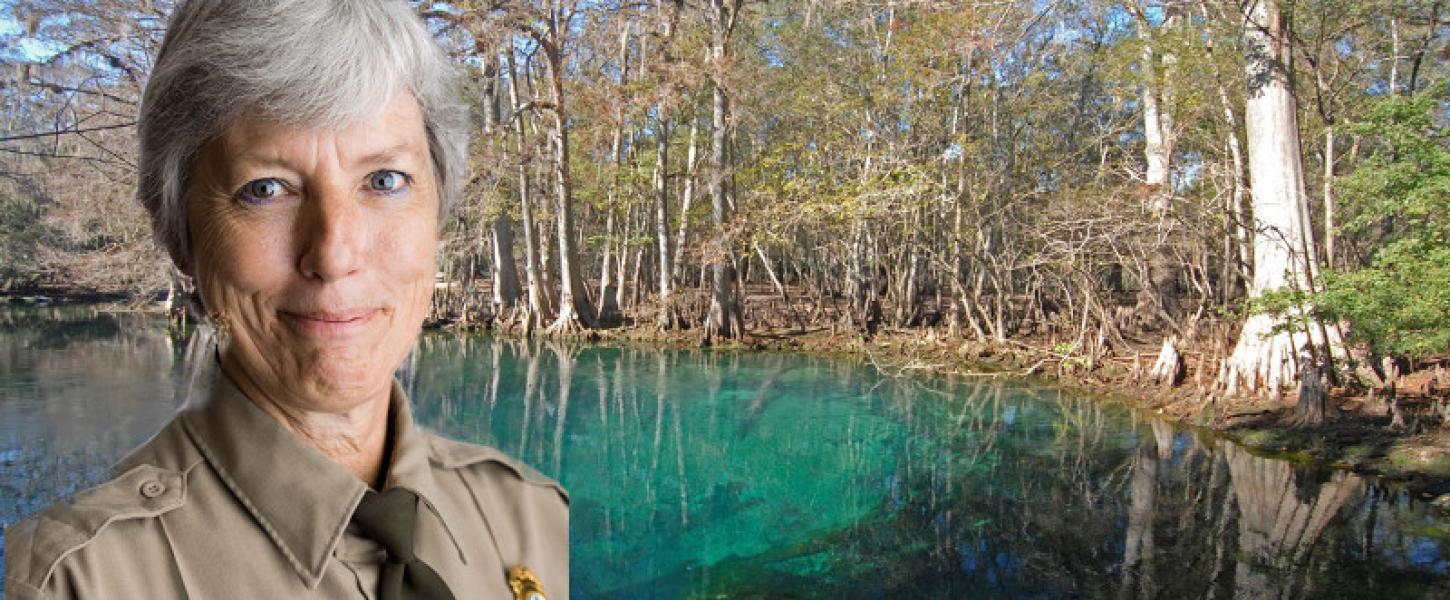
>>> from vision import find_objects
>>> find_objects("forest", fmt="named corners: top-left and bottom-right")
top-left (1, 0), bottom-right (1447, 417)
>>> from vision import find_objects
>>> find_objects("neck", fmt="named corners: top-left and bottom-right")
top-left (219, 356), bottom-right (393, 488)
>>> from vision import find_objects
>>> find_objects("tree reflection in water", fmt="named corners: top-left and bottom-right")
top-left (403, 335), bottom-right (1449, 598)
top-left (2, 317), bottom-right (1447, 598)
top-left (1226, 443), bottom-right (1365, 598)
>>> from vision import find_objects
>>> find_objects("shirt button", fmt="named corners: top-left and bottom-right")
top-left (139, 480), bottom-right (166, 498)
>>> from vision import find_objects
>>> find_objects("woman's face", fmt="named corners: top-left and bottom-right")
top-left (186, 93), bottom-right (438, 412)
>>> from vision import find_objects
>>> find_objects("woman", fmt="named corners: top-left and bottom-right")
top-left (2, 2), bottom-right (567, 599)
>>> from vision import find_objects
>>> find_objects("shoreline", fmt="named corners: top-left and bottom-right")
top-left (466, 320), bottom-right (1450, 504)
top-left (13, 295), bottom-right (1450, 503)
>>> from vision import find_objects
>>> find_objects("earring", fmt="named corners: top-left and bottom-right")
top-left (208, 310), bottom-right (232, 344)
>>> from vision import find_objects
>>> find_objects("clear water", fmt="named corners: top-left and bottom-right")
top-left (2, 307), bottom-right (1448, 598)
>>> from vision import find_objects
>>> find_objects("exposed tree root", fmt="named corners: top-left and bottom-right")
top-left (1149, 335), bottom-right (1186, 387)
top-left (1219, 313), bottom-right (1344, 399)
top-left (545, 301), bottom-right (596, 338)
top-left (655, 293), bottom-right (689, 331)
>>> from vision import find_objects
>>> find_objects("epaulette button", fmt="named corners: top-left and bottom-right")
top-left (139, 480), bottom-right (166, 499)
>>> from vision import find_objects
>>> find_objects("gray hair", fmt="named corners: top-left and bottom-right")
top-left (137, 0), bottom-right (469, 267)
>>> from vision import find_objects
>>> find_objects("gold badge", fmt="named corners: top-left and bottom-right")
top-left (507, 565), bottom-right (546, 600)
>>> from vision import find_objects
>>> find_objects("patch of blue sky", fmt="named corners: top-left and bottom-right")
top-left (10, 37), bottom-right (63, 62)
top-left (1051, 25), bottom-right (1083, 46)
top-left (1174, 156), bottom-right (1203, 193)
top-left (1, 9), bottom-right (70, 63)
top-left (1334, 35), bottom-right (1358, 60)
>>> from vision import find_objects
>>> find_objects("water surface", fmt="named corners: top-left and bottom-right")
top-left (2, 307), bottom-right (1448, 598)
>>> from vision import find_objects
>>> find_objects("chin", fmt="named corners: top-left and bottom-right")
top-left (297, 345), bottom-right (390, 408)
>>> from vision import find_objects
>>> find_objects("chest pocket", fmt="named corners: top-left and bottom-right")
top-left (456, 462), bottom-right (567, 599)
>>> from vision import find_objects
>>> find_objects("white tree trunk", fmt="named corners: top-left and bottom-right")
top-left (672, 120), bottom-right (699, 286)
top-left (1221, 0), bottom-right (1341, 397)
top-left (1129, 4), bottom-right (1180, 324)
top-left (1140, 35), bottom-right (1171, 207)
top-left (542, 37), bottom-right (596, 333)
top-left (1149, 335), bottom-right (1185, 387)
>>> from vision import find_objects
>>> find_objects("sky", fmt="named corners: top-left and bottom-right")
top-left (2, 2), bottom-right (70, 62)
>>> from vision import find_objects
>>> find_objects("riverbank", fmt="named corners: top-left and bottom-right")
top-left (17, 295), bottom-right (1450, 502)
top-left (487, 321), bottom-right (1450, 502)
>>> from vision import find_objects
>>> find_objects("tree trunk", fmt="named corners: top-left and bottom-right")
top-left (541, 34), bottom-right (597, 333)
top-left (655, 119), bottom-right (685, 330)
top-left (1149, 335), bottom-right (1186, 387)
top-left (1220, 0), bottom-right (1341, 397)
top-left (596, 21), bottom-right (632, 325)
top-left (703, 0), bottom-right (745, 343)
top-left (1295, 357), bottom-right (1330, 425)
top-left (598, 206), bottom-right (619, 321)
top-left (506, 52), bottom-right (550, 334)
top-left (490, 215), bottom-right (523, 315)
top-left (1130, 4), bottom-right (1180, 327)
top-left (482, 50), bottom-right (522, 320)
top-left (1135, 7), bottom-right (1173, 211)
top-left (1389, 15), bottom-right (1401, 96)
top-left (648, 0), bottom-right (686, 331)
top-left (1323, 126), bottom-right (1335, 269)
top-left (672, 119), bottom-right (699, 288)
top-left (1199, 0), bottom-right (1252, 292)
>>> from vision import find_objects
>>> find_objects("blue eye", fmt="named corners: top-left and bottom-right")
top-left (368, 170), bottom-right (410, 194)
top-left (237, 178), bottom-right (287, 204)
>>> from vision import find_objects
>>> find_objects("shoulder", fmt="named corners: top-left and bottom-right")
top-left (423, 435), bottom-right (568, 588)
top-left (426, 434), bottom-right (568, 506)
top-left (3, 461), bottom-right (192, 594)
top-left (5, 419), bottom-right (202, 595)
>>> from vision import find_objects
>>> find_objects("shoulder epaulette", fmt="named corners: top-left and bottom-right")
top-left (4, 464), bottom-right (186, 590)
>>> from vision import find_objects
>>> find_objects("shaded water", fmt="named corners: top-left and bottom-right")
top-left (2, 307), bottom-right (1448, 598)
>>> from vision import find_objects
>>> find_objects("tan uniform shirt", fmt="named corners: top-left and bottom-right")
top-left (3, 366), bottom-right (569, 599)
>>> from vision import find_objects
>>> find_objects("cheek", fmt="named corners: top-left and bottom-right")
top-left (189, 206), bottom-right (293, 310)
top-left (376, 217), bottom-right (437, 311)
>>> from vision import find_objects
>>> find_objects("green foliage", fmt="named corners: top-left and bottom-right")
top-left (1319, 242), bottom-right (1450, 357)
top-left (1318, 92), bottom-right (1450, 357)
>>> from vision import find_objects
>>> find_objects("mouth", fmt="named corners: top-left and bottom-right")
top-left (279, 308), bottom-right (380, 337)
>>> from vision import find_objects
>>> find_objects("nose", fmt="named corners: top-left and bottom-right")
top-left (296, 184), bottom-right (363, 282)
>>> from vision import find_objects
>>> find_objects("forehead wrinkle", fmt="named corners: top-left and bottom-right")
top-left (214, 119), bottom-right (313, 180)
top-left (220, 96), bottom-right (430, 180)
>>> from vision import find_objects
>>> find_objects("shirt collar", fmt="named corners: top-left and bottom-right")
top-left (379, 379), bottom-right (472, 567)
top-left (179, 362), bottom-right (470, 588)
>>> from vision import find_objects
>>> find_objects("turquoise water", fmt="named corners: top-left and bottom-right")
top-left (3, 307), bottom-right (1449, 598)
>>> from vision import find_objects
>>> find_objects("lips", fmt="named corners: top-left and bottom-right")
top-left (279, 308), bottom-right (379, 337)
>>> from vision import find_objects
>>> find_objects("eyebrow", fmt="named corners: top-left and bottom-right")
top-left (353, 142), bottom-right (425, 169)
top-left (226, 141), bottom-right (424, 175)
